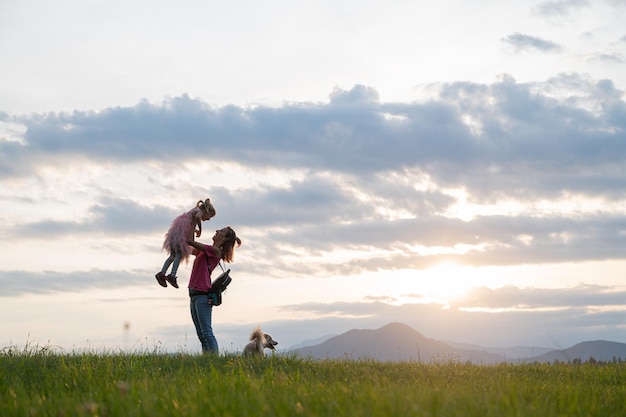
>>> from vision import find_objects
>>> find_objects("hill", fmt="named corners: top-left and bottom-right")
top-left (527, 340), bottom-right (626, 363)
top-left (444, 340), bottom-right (553, 360)
top-left (293, 323), bottom-right (626, 364)
top-left (294, 322), bottom-right (505, 364)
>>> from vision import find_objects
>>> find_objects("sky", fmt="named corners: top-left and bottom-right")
top-left (1, 0), bottom-right (625, 355)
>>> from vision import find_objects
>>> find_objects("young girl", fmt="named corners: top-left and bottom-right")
top-left (156, 198), bottom-right (216, 289)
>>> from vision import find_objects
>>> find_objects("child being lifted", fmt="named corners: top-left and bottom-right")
top-left (155, 198), bottom-right (216, 288)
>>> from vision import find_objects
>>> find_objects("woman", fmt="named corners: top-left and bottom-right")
top-left (187, 226), bottom-right (241, 353)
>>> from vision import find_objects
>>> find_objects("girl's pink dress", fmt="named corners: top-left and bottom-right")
top-left (162, 207), bottom-right (200, 263)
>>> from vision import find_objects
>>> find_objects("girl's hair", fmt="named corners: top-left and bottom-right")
top-left (219, 226), bottom-right (241, 263)
top-left (197, 198), bottom-right (216, 218)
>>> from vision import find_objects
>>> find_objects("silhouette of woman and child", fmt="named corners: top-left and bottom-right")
top-left (156, 198), bottom-right (241, 353)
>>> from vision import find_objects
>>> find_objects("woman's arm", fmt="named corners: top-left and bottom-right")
top-left (187, 227), bottom-right (220, 257)
top-left (187, 227), bottom-right (205, 251)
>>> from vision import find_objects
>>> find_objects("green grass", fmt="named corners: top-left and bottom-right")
top-left (2, 345), bottom-right (626, 416)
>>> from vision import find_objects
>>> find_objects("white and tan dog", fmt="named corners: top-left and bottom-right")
top-left (243, 326), bottom-right (278, 356)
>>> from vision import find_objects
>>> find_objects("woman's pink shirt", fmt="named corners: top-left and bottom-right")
top-left (187, 244), bottom-right (221, 292)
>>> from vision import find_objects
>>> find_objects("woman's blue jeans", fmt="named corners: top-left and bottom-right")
top-left (189, 293), bottom-right (218, 353)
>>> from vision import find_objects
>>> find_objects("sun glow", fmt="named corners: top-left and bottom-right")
top-left (391, 263), bottom-right (485, 305)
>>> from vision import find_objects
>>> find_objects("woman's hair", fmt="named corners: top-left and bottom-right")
top-left (219, 226), bottom-right (241, 263)
top-left (197, 198), bottom-right (216, 218)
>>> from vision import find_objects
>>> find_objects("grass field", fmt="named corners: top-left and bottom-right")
top-left (2, 345), bottom-right (626, 417)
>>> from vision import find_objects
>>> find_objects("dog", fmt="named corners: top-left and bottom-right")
top-left (243, 326), bottom-right (278, 356)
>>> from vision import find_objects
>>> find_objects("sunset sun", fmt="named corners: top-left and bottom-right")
top-left (390, 263), bottom-right (479, 305)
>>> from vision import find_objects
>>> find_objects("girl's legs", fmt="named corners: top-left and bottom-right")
top-left (155, 253), bottom-right (174, 287)
top-left (190, 294), bottom-right (218, 353)
top-left (160, 253), bottom-right (175, 274)
top-left (169, 245), bottom-right (183, 277)
top-left (160, 245), bottom-right (182, 276)
top-left (158, 245), bottom-right (181, 288)
top-left (166, 245), bottom-right (181, 287)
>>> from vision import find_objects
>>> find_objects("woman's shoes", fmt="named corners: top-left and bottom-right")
top-left (155, 272), bottom-right (167, 287)
top-left (166, 274), bottom-right (179, 288)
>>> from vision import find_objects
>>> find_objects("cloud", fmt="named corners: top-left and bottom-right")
top-left (533, 0), bottom-right (590, 18)
top-left (282, 284), bottom-right (626, 315)
top-left (455, 284), bottom-right (626, 309)
top-left (606, 0), bottom-right (626, 7)
top-left (0, 269), bottom-right (149, 297)
top-left (3, 210), bottom-right (626, 289)
top-left (588, 52), bottom-right (625, 64)
top-left (329, 84), bottom-right (380, 105)
top-left (1, 77), bottom-right (625, 281)
top-left (3, 76), bottom-right (625, 198)
top-left (501, 33), bottom-right (563, 53)
top-left (13, 197), bottom-right (175, 237)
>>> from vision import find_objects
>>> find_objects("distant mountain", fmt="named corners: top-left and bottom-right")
top-left (294, 322), bottom-right (505, 364)
top-left (287, 334), bottom-right (338, 350)
top-left (526, 340), bottom-right (626, 363)
top-left (293, 323), bottom-right (626, 364)
top-left (444, 341), bottom-right (554, 360)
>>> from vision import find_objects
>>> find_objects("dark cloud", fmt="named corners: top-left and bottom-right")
top-left (501, 33), bottom-right (563, 53)
top-left (3, 76), bottom-right (624, 200)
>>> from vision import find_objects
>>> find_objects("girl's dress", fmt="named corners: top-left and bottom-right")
top-left (162, 207), bottom-right (201, 263)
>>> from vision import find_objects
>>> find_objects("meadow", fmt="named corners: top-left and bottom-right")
top-left (2, 345), bottom-right (625, 417)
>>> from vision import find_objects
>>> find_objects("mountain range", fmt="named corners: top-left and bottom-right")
top-left (292, 322), bottom-right (626, 364)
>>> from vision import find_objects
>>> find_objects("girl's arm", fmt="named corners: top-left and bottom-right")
top-left (187, 227), bottom-right (205, 252)
top-left (194, 211), bottom-right (203, 237)
top-left (187, 227), bottom-right (220, 257)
